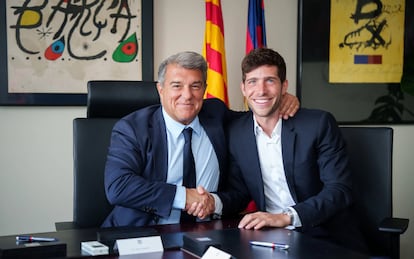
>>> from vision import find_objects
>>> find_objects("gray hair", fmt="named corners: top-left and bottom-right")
top-left (157, 51), bottom-right (207, 85)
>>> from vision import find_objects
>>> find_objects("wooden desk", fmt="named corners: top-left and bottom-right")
top-left (0, 219), bottom-right (369, 258)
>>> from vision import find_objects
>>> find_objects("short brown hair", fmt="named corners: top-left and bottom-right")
top-left (241, 48), bottom-right (286, 82)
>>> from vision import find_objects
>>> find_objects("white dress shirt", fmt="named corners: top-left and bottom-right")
top-left (254, 117), bottom-right (302, 227)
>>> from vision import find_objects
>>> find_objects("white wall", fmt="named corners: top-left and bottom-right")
top-left (0, 1), bottom-right (412, 258)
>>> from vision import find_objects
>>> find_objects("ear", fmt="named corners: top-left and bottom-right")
top-left (240, 81), bottom-right (247, 97)
top-left (156, 82), bottom-right (163, 101)
top-left (281, 80), bottom-right (288, 95)
top-left (156, 82), bottom-right (163, 94)
top-left (202, 82), bottom-right (207, 95)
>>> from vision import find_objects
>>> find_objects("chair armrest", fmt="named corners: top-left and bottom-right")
top-left (378, 217), bottom-right (409, 234)
top-left (55, 221), bottom-right (81, 231)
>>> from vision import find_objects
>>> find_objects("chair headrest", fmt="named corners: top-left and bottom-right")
top-left (87, 80), bottom-right (160, 118)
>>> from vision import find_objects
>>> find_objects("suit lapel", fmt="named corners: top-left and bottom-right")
top-left (240, 114), bottom-right (267, 211)
top-left (150, 108), bottom-right (169, 181)
top-left (281, 119), bottom-right (298, 202)
top-left (199, 115), bottom-right (226, 162)
top-left (198, 111), bottom-right (227, 186)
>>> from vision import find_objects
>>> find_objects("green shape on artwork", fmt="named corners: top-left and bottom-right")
top-left (112, 33), bottom-right (138, 62)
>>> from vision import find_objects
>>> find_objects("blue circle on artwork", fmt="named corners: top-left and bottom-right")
top-left (52, 40), bottom-right (64, 54)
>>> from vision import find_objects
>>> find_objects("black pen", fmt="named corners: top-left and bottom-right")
top-left (16, 236), bottom-right (58, 242)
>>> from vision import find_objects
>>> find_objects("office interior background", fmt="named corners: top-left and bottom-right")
top-left (0, 0), bottom-right (412, 257)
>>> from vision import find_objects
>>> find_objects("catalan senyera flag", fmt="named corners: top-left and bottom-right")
top-left (203, 0), bottom-right (229, 106)
top-left (246, 0), bottom-right (267, 53)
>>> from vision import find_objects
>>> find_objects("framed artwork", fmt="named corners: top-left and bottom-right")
top-left (297, 0), bottom-right (414, 124)
top-left (0, 0), bottom-right (153, 105)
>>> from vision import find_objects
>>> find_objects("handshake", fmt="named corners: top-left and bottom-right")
top-left (184, 186), bottom-right (216, 219)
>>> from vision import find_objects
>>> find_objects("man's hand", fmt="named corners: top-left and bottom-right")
top-left (279, 93), bottom-right (299, 119)
top-left (238, 211), bottom-right (291, 230)
top-left (185, 186), bottom-right (215, 219)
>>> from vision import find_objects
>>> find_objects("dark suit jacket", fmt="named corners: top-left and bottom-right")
top-left (218, 108), bottom-right (367, 252)
top-left (102, 98), bottom-right (234, 227)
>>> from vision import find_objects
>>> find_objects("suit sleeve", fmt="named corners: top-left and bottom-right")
top-left (104, 117), bottom-right (176, 218)
top-left (217, 153), bottom-right (252, 216)
top-left (216, 118), bottom-right (251, 216)
top-left (292, 112), bottom-right (353, 230)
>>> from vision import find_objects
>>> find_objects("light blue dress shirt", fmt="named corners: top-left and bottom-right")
top-left (157, 108), bottom-right (220, 224)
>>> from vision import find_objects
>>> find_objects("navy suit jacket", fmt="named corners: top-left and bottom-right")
top-left (102, 98), bottom-right (234, 227)
top-left (219, 108), bottom-right (367, 252)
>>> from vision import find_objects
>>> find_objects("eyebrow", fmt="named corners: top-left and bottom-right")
top-left (169, 80), bottom-right (203, 85)
top-left (191, 81), bottom-right (203, 85)
top-left (246, 76), bottom-right (279, 81)
top-left (169, 81), bottom-right (181, 85)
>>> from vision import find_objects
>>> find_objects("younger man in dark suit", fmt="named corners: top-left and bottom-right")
top-left (212, 48), bottom-right (367, 252)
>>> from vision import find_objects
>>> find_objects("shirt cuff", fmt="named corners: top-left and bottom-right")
top-left (173, 186), bottom-right (186, 209)
top-left (287, 207), bottom-right (302, 227)
top-left (210, 193), bottom-right (223, 215)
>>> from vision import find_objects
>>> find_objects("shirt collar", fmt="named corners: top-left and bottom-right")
top-left (253, 115), bottom-right (282, 138)
top-left (162, 108), bottom-right (201, 140)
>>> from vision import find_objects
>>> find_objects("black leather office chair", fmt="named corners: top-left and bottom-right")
top-left (340, 127), bottom-right (409, 259)
top-left (55, 81), bottom-right (159, 230)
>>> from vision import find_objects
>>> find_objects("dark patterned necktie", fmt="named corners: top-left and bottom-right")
top-left (182, 127), bottom-right (196, 188)
top-left (181, 127), bottom-right (196, 222)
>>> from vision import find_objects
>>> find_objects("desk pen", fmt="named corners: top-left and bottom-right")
top-left (16, 236), bottom-right (58, 242)
top-left (250, 241), bottom-right (289, 250)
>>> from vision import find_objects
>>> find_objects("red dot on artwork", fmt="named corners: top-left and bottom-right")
top-left (121, 43), bottom-right (137, 56)
top-left (45, 45), bottom-right (61, 60)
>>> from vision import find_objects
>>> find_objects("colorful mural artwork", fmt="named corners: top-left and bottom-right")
top-left (6, 0), bottom-right (142, 93)
top-left (329, 0), bottom-right (405, 83)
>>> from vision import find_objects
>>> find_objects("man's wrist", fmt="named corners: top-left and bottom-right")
top-left (210, 193), bottom-right (223, 216)
top-left (282, 208), bottom-right (294, 225)
top-left (282, 207), bottom-right (302, 227)
top-left (173, 186), bottom-right (186, 209)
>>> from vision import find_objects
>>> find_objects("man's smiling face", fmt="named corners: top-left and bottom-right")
top-left (241, 65), bottom-right (288, 119)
